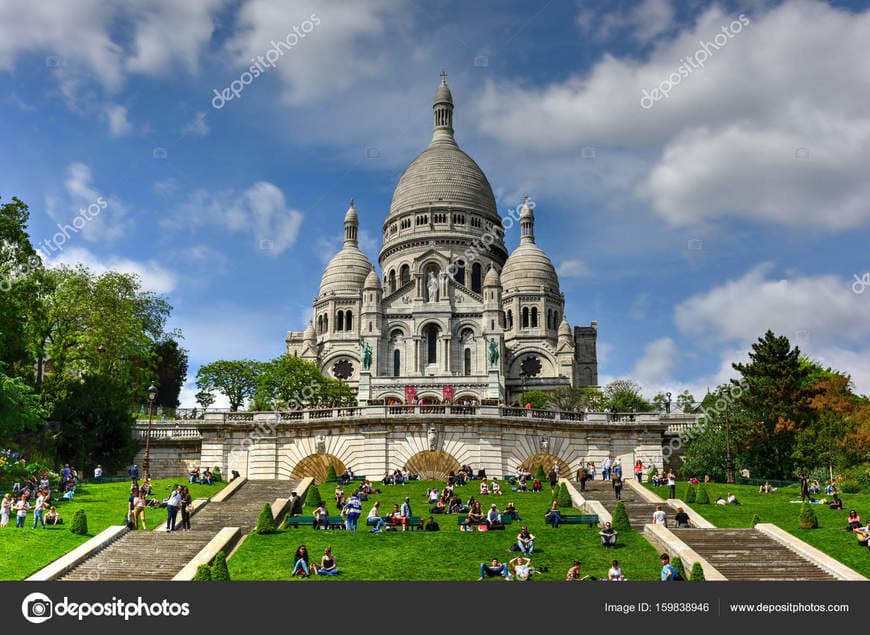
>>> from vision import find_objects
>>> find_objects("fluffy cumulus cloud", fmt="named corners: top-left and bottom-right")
top-left (473, 1), bottom-right (870, 230)
top-left (630, 336), bottom-right (679, 388)
top-left (104, 103), bottom-right (132, 136)
top-left (47, 246), bottom-right (178, 294)
top-left (167, 181), bottom-right (303, 254)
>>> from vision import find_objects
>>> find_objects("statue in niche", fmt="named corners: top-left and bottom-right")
top-left (428, 427), bottom-right (438, 451)
top-left (427, 272), bottom-right (439, 302)
top-left (360, 340), bottom-right (373, 371)
top-left (540, 436), bottom-right (549, 453)
top-left (488, 338), bottom-right (499, 368)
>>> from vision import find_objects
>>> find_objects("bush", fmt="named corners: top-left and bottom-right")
top-left (671, 556), bottom-right (687, 581)
top-left (305, 484), bottom-right (323, 508)
top-left (647, 465), bottom-right (657, 482)
top-left (840, 482), bottom-right (860, 494)
top-left (556, 483), bottom-right (572, 508)
top-left (255, 503), bottom-right (277, 534)
top-left (70, 509), bottom-right (88, 535)
top-left (798, 502), bottom-right (818, 529)
top-left (193, 565), bottom-right (212, 581)
top-left (689, 562), bottom-right (705, 581)
top-left (211, 466), bottom-right (222, 482)
top-left (750, 513), bottom-right (761, 527)
top-left (534, 465), bottom-right (546, 481)
top-left (684, 485), bottom-right (696, 503)
top-left (696, 484), bottom-right (710, 505)
top-left (325, 465), bottom-right (338, 483)
top-left (611, 501), bottom-right (631, 532)
top-left (211, 551), bottom-right (230, 581)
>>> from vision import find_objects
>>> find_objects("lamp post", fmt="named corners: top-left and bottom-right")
top-left (143, 382), bottom-right (158, 478)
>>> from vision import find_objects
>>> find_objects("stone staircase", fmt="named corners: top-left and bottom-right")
top-left (578, 479), bottom-right (668, 529)
top-left (61, 480), bottom-right (296, 581)
top-left (670, 528), bottom-right (837, 581)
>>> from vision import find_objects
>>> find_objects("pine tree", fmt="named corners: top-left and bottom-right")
top-left (556, 483), bottom-right (572, 508)
top-left (690, 562), bottom-right (705, 581)
top-left (305, 484), bottom-right (323, 508)
top-left (255, 503), bottom-right (277, 534)
top-left (611, 501), bottom-right (631, 532)
top-left (798, 502), bottom-right (818, 529)
top-left (325, 465), bottom-right (338, 483)
top-left (671, 556), bottom-right (687, 580)
top-left (211, 551), bottom-right (230, 581)
top-left (534, 465), bottom-right (546, 481)
top-left (193, 565), bottom-right (212, 581)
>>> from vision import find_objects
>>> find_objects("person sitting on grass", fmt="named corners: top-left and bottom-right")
top-left (846, 509), bottom-right (862, 531)
top-left (478, 558), bottom-right (511, 581)
top-left (531, 479), bottom-right (542, 493)
top-left (566, 560), bottom-right (583, 582)
top-left (201, 468), bottom-right (213, 485)
top-left (508, 555), bottom-right (533, 581)
top-left (608, 560), bottom-right (625, 581)
top-left (464, 501), bottom-right (485, 531)
top-left (517, 525), bottom-right (535, 555)
top-left (491, 479), bottom-right (503, 496)
top-left (854, 521), bottom-right (870, 550)
top-left (504, 501), bottom-right (521, 521)
top-left (727, 492), bottom-right (740, 505)
top-left (486, 504), bottom-right (502, 529)
top-left (829, 493), bottom-right (844, 510)
top-left (45, 506), bottom-right (62, 526)
top-left (315, 546), bottom-right (339, 576)
top-left (291, 544), bottom-right (311, 577)
top-left (424, 516), bottom-right (440, 531)
top-left (479, 479), bottom-right (489, 496)
top-left (599, 521), bottom-right (618, 547)
top-left (367, 501), bottom-right (387, 533)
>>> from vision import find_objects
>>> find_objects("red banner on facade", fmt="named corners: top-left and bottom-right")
top-left (405, 385), bottom-right (416, 404)
top-left (443, 385), bottom-right (455, 403)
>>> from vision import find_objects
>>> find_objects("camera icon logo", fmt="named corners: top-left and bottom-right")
top-left (22, 592), bottom-right (53, 624)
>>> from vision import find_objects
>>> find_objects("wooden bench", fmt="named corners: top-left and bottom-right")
top-left (545, 514), bottom-right (599, 527)
top-left (283, 515), bottom-right (345, 529)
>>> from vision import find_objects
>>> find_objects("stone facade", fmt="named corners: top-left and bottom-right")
top-left (286, 76), bottom-right (598, 404)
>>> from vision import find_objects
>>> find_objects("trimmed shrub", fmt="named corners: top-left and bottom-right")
top-left (611, 501), bottom-right (631, 532)
top-left (325, 465), bottom-right (338, 483)
top-left (211, 551), bottom-right (230, 581)
top-left (750, 513), bottom-right (761, 527)
top-left (534, 465), bottom-right (546, 481)
top-left (556, 483), bottom-right (572, 508)
top-left (684, 485), bottom-right (696, 503)
top-left (798, 502), bottom-right (818, 529)
top-left (305, 484), bottom-right (323, 508)
top-left (255, 503), bottom-right (277, 534)
top-left (647, 465), bottom-right (657, 482)
top-left (689, 562), bottom-right (705, 581)
top-left (696, 484), bottom-right (710, 505)
top-left (840, 482), bottom-right (860, 494)
top-left (193, 565), bottom-right (212, 581)
top-left (671, 556), bottom-right (687, 581)
top-left (211, 466), bottom-right (222, 482)
top-left (70, 509), bottom-right (88, 535)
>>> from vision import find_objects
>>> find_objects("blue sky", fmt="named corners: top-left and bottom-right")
top-left (2, 0), bottom-right (869, 405)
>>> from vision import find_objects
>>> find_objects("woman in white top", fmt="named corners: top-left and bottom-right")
top-left (0, 493), bottom-right (11, 527)
top-left (491, 480), bottom-right (502, 496)
top-left (608, 560), bottom-right (625, 581)
top-left (367, 502), bottom-right (386, 532)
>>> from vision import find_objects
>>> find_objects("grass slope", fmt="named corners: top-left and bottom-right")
top-left (0, 478), bottom-right (225, 580)
top-left (230, 480), bottom-right (662, 581)
top-left (646, 482), bottom-right (870, 578)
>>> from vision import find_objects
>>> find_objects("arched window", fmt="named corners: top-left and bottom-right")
top-left (426, 324), bottom-right (439, 364)
top-left (389, 270), bottom-right (396, 293)
top-left (454, 260), bottom-right (466, 286)
top-left (393, 350), bottom-right (401, 377)
top-left (368, 321), bottom-right (372, 333)
top-left (554, 311), bottom-right (559, 327)
top-left (317, 315), bottom-right (323, 334)
top-left (471, 263), bottom-right (482, 293)
top-left (531, 307), bottom-right (538, 328)
top-left (324, 315), bottom-right (328, 333)
top-left (345, 311), bottom-right (353, 331)
top-left (507, 310), bottom-right (513, 329)
top-left (464, 348), bottom-right (472, 375)
top-left (522, 307), bottom-right (529, 328)
top-left (400, 264), bottom-right (410, 286)
top-left (547, 309), bottom-right (552, 329)
top-left (336, 310), bottom-right (344, 331)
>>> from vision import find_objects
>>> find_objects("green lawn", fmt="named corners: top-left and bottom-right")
top-left (647, 482), bottom-right (870, 578)
top-left (0, 478), bottom-right (226, 580)
top-left (230, 480), bottom-right (663, 581)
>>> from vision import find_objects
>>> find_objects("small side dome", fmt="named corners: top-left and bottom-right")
top-left (484, 265), bottom-right (500, 287)
top-left (558, 315), bottom-right (572, 338)
top-left (519, 196), bottom-right (534, 220)
top-left (364, 267), bottom-right (381, 289)
top-left (304, 320), bottom-right (316, 342)
top-left (344, 198), bottom-right (358, 224)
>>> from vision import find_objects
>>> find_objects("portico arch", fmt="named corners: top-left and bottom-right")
top-left (405, 450), bottom-right (461, 480)
top-left (518, 453), bottom-right (571, 478)
top-left (291, 453), bottom-right (348, 484)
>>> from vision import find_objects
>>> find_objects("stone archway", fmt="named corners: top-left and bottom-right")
top-left (405, 450), bottom-right (461, 480)
top-left (290, 453), bottom-right (347, 484)
top-left (519, 453), bottom-right (571, 478)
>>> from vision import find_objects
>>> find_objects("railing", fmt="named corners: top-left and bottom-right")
top-left (132, 426), bottom-right (202, 440)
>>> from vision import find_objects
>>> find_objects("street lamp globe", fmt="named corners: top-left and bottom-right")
top-left (148, 382), bottom-right (158, 403)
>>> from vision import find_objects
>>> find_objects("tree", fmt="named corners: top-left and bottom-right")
top-left (70, 509), bottom-right (88, 535)
top-left (196, 360), bottom-right (261, 411)
top-left (684, 484), bottom-right (696, 503)
top-left (153, 337), bottom-right (188, 409)
top-left (556, 483), bottom-right (572, 508)
top-left (731, 331), bottom-right (816, 479)
top-left (534, 465), bottom-right (546, 481)
top-left (604, 379), bottom-right (652, 412)
top-left (195, 390), bottom-right (215, 413)
top-left (520, 390), bottom-right (550, 409)
top-left (255, 503), bottom-right (277, 534)
top-left (547, 386), bottom-right (587, 411)
top-left (211, 551), bottom-right (231, 581)
top-left (671, 556), bottom-right (687, 580)
top-left (679, 417), bottom-right (729, 483)
top-left (676, 390), bottom-right (697, 413)
top-left (254, 354), bottom-right (330, 409)
top-left (305, 484), bottom-right (323, 508)
top-left (51, 374), bottom-right (137, 474)
top-left (798, 502), bottom-right (818, 529)
top-left (0, 363), bottom-right (45, 446)
top-left (696, 484), bottom-right (710, 504)
top-left (193, 565), bottom-right (212, 581)
top-left (611, 501), bottom-right (631, 531)
top-left (325, 465), bottom-right (338, 483)
top-left (689, 562), bottom-right (705, 581)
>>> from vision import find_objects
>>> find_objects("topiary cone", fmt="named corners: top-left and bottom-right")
top-left (534, 465), bottom-right (546, 481)
top-left (689, 562), bottom-right (705, 581)
top-left (798, 502), bottom-right (818, 529)
top-left (611, 501), bottom-right (631, 532)
top-left (211, 551), bottom-right (231, 581)
top-left (70, 509), bottom-right (88, 535)
top-left (255, 502), bottom-right (277, 534)
top-left (671, 556), bottom-right (687, 581)
top-left (305, 484), bottom-right (323, 508)
top-left (696, 484), bottom-right (710, 505)
top-left (556, 483), bottom-right (572, 508)
top-left (193, 564), bottom-right (212, 581)
top-left (325, 465), bottom-right (338, 483)
top-left (750, 513), bottom-right (761, 527)
top-left (685, 485), bottom-right (696, 503)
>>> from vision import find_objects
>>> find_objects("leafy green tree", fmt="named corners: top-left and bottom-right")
top-left (153, 337), bottom-right (188, 409)
top-left (679, 417), bottom-right (729, 483)
top-left (520, 390), bottom-right (551, 409)
top-left (0, 363), bottom-right (45, 445)
top-left (547, 386), bottom-right (586, 411)
top-left (196, 360), bottom-right (262, 411)
top-left (604, 379), bottom-right (652, 412)
top-left (676, 390), bottom-right (696, 412)
top-left (51, 374), bottom-right (137, 474)
top-left (195, 390), bottom-right (215, 413)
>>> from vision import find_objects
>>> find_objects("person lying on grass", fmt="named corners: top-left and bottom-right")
top-left (509, 556), bottom-right (533, 581)
top-left (478, 558), bottom-right (511, 581)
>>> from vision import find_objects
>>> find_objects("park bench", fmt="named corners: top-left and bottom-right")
top-left (545, 514), bottom-right (599, 527)
top-left (283, 515), bottom-right (346, 529)
top-left (365, 515), bottom-right (423, 530)
top-left (457, 516), bottom-right (512, 529)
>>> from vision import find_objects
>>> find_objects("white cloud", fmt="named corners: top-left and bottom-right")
top-left (47, 246), bottom-right (178, 294)
top-left (167, 181), bottom-right (303, 254)
top-left (578, 0), bottom-right (674, 44)
top-left (557, 259), bottom-right (591, 278)
top-left (182, 111), bottom-right (210, 137)
top-left (630, 337), bottom-right (679, 388)
top-left (50, 162), bottom-right (130, 244)
top-left (104, 103), bottom-right (132, 136)
top-left (474, 1), bottom-right (870, 230)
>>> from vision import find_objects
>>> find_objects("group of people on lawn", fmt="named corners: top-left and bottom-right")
top-left (1, 465), bottom-right (81, 529)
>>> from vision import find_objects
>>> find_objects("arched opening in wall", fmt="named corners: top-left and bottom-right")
top-left (405, 450), bottom-right (461, 480)
top-left (464, 348), bottom-right (472, 375)
top-left (336, 310), bottom-right (344, 331)
top-left (346, 311), bottom-right (353, 331)
top-left (554, 311), bottom-right (559, 326)
top-left (389, 269), bottom-right (396, 293)
top-left (547, 309), bottom-right (552, 329)
top-left (400, 264), bottom-right (410, 286)
top-left (518, 453), bottom-right (571, 479)
top-left (531, 307), bottom-right (538, 328)
top-left (454, 394), bottom-right (479, 405)
top-left (317, 315), bottom-right (323, 334)
top-left (522, 307), bottom-right (529, 328)
top-left (426, 324), bottom-right (439, 364)
top-left (323, 315), bottom-right (328, 333)
top-left (507, 310), bottom-right (513, 329)
top-left (418, 394), bottom-right (442, 404)
top-left (393, 349), bottom-right (401, 377)
top-left (454, 260), bottom-right (466, 286)
top-left (290, 453), bottom-right (348, 484)
top-left (471, 263), bottom-right (482, 293)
